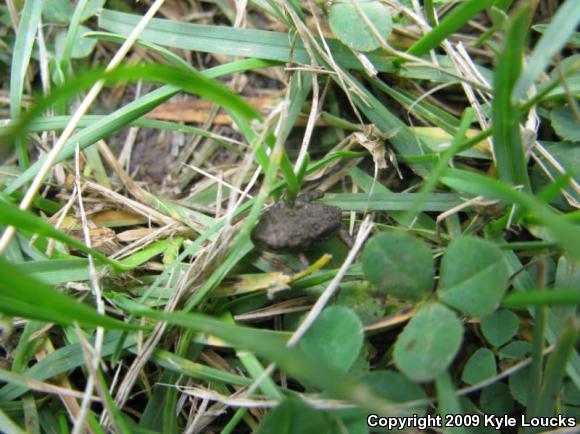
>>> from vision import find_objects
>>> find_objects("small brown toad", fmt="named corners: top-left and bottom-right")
top-left (251, 190), bottom-right (351, 254)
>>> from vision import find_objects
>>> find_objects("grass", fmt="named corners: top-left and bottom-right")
top-left (0, 0), bottom-right (579, 433)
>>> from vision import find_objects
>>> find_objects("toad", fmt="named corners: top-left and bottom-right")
top-left (251, 190), bottom-right (352, 253)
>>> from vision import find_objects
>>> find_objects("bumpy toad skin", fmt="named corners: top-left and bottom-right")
top-left (251, 191), bottom-right (344, 253)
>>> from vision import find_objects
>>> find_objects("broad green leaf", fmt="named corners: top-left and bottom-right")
top-left (556, 256), bottom-right (580, 289)
top-left (362, 370), bottom-right (427, 414)
top-left (0, 258), bottom-right (137, 331)
top-left (480, 382), bottom-right (514, 415)
top-left (255, 397), bottom-right (332, 434)
top-left (98, 10), bottom-right (432, 181)
top-left (329, 0), bottom-right (392, 52)
top-left (336, 283), bottom-right (385, 325)
top-left (58, 0), bottom-right (92, 74)
top-left (481, 309), bottom-right (519, 347)
top-left (299, 307), bottom-right (364, 374)
top-left (491, 5), bottom-right (531, 190)
top-left (552, 256), bottom-right (580, 330)
top-left (551, 107), bottom-right (580, 142)
top-left (438, 236), bottom-right (509, 317)
top-left (461, 348), bottom-right (497, 385)
top-left (498, 340), bottom-right (531, 360)
top-left (55, 24), bottom-right (97, 59)
top-left (513, 0), bottom-right (580, 101)
top-left (393, 302), bottom-right (463, 382)
top-left (362, 232), bottom-right (434, 301)
top-left (509, 366), bottom-right (531, 405)
top-left (42, 0), bottom-right (73, 24)
top-left (563, 380), bottom-right (580, 405)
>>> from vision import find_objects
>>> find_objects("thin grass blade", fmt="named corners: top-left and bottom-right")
top-left (10, 0), bottom-right (42, 170)
top-left (491, 5), bottom-right (531, 190)
top-left (407, 0), bottom-right (494, 56)
top-left (513, 0), bottom-right (580, 101)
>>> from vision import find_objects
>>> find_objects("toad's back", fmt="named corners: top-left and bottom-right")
top-left (251, 201), bottom-right (342, 253)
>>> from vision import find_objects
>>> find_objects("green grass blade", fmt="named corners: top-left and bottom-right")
top-left (348, 166), bottom-right (437, 240)
top-left (435, 371), bottom-right (467, 434)
top-left (2, 59), bottom-right (274, 195)
top-left (535, 319), bottom-right (579, 418)
top-left (224, 312), bottom-right (282, 398)
top-left (0, 332), bottom-right (136, 401)
top-left (11, 321), bottom-right (45, 373)
top-left (322, 192), bottom-right (463, 211)
top-left (424, 0), bottom-right (436, 26)
top-left (1, 115), bottom-right (239, 146)
top-left (129, 306), bottom-right (409, 416)
top-left (117, 239), bottom-right (173, 269)
top-left (0, 200), bottom-right (126, 270)
top-left (0, 258), bottom-right (138, 330)
top-left (348, 75), bottom-right (433, 177)
top-left (98, 9), bottom-right (394, 72)
top-left (0, 409), bottom-right (26, 434)
top-left (59, 0), bottom-right (90, 75)
top-left (10, 0), bottom-right (42, 170)
top-left (85, 30), bottom-right (195, 70)
top-left (401, 109), bottom-right (473, 225)
top-left (502, 289), bottom-right (580, 308)
top-left (22, 394), bottom-right (40, 434)
top-left (373, 82), bottom-right (460, 134)
top-left (95, 369), bottom-right (133, 434)
top-left (149, 349), bottom-right (253, 387)
top-left (500, 246), bottom-right (580, 389)
top-left (24, 258), bottom-right (92, 284)
top-left (407, 0), bottom-right (494, 56)
top-left (184, 235), bottom-right (254, 310)
top-left (3, 85), bottom-right (177, 194)
top-left (441, 168), bottom-right (580, 259)
top-left (513, 0), bottom-right (580, 101)
top-left (491, 5), bottom-right (531, 190)
top-left (527, 288), bottom-right (547, 419)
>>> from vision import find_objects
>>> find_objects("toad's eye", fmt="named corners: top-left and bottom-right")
top-left (287, 210), bottom-right (296, 217)
top-left (312, 223), bottom-right (320, 231)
